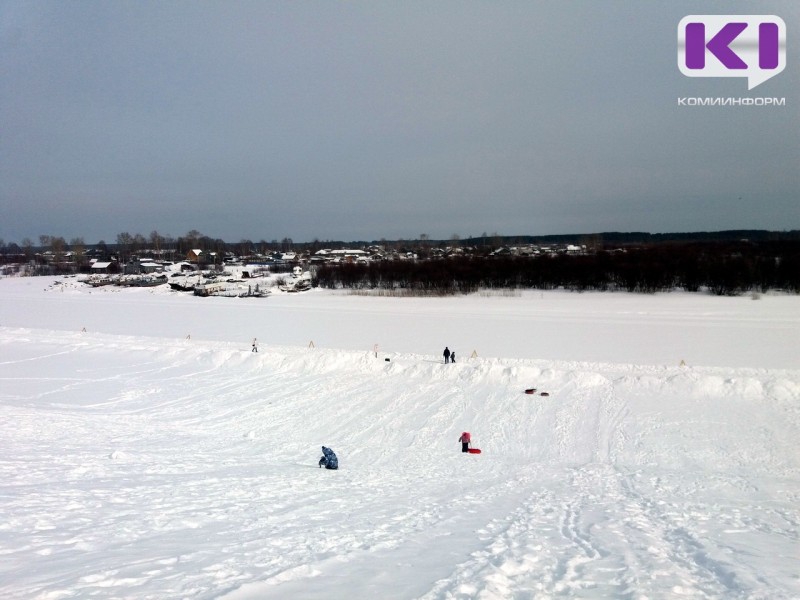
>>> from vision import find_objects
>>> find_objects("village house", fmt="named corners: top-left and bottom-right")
top-left (311, 249), bottom-right (370, 263)
top-left (139, 261), bottom-right (162, 273)
top-left (90, 261), bottom-right (116, 274)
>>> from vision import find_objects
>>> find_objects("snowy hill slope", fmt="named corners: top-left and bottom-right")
top-left (1, 327), bottom-right (798, 599)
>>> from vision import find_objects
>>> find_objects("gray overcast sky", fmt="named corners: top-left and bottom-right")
top-left (1, 1), bottom-right (798, 244)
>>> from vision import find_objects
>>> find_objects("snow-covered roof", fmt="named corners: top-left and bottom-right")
top-left (91, 262), bottom-right (113, 269)
top-left (315, 249), bottom-right (367, 256)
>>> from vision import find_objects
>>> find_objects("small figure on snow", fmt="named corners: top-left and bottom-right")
top-left (459, 431), bottom-right (471, 453)
top-left (450, 351), bottom-right (456, 363)
top-left (443, 346), bottom-right (451, 364)
top-left (318, 446), bottom-right (338, 470)
top-left (252, 338), bottom-right (258, 353)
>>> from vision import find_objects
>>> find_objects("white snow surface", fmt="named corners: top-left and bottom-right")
top-left (0, 276), bottom-right (798, 599)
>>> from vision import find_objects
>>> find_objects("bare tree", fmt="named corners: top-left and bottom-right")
top-left (116, 232), bottom-right (133, 266)
top-left (21, 238), bottom-right (34, 261)
top-left (132, 233), bottom-right (146, 256)
top-left (70, 237), bottom-right (86, 269)
top-left (150, 230), bottom-right (167, 257)
top-left (185, 230), bottom-right (202, 248)
top-left (239, 239), bottom-right (252, 257)
top-left (50, 236), bottom-right (67, 271)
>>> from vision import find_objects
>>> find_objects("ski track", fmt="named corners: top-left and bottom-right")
top-left (0, 326), bottom-right (798, 600)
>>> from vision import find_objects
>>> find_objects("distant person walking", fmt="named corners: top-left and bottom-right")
top-left (252, 338), bottom-right (258, 352)
top-left (443, 346), bottom-right (451, 364)
top-left (459, 431), bottom-right (471, 453)
top-left (451, 351), bottom-right (456, 363)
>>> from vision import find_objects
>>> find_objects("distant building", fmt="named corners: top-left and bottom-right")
top-left (313, 249), bottom-right (369, 263)
top-left (140, 261), bottom-right (161, 273)
top-left (90, 261), bottom-right (115, 274)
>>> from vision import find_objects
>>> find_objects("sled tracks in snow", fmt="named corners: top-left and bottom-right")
top-left (416, 461), bottom-right (785, 599)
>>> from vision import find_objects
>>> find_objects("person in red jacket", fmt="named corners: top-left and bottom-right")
top-left (459, 431), bottom-right (471, 453)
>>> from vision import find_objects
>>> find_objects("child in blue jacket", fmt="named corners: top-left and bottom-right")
top-left (318, 446), bottom-right (338, 470)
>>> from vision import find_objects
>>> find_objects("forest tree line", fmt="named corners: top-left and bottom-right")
top-left (314, 241), bottom-right (800, 295)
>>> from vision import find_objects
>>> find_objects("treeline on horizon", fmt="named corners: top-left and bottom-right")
top-left (314, 240), bottom-right (800, 296)
top-left (2, 230), bottom-right (799, 295)
top-left (2, 229), bottom-right (799, 255)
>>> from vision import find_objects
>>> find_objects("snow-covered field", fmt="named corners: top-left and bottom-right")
top-left (1, 277), bottom-right (798, 599)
